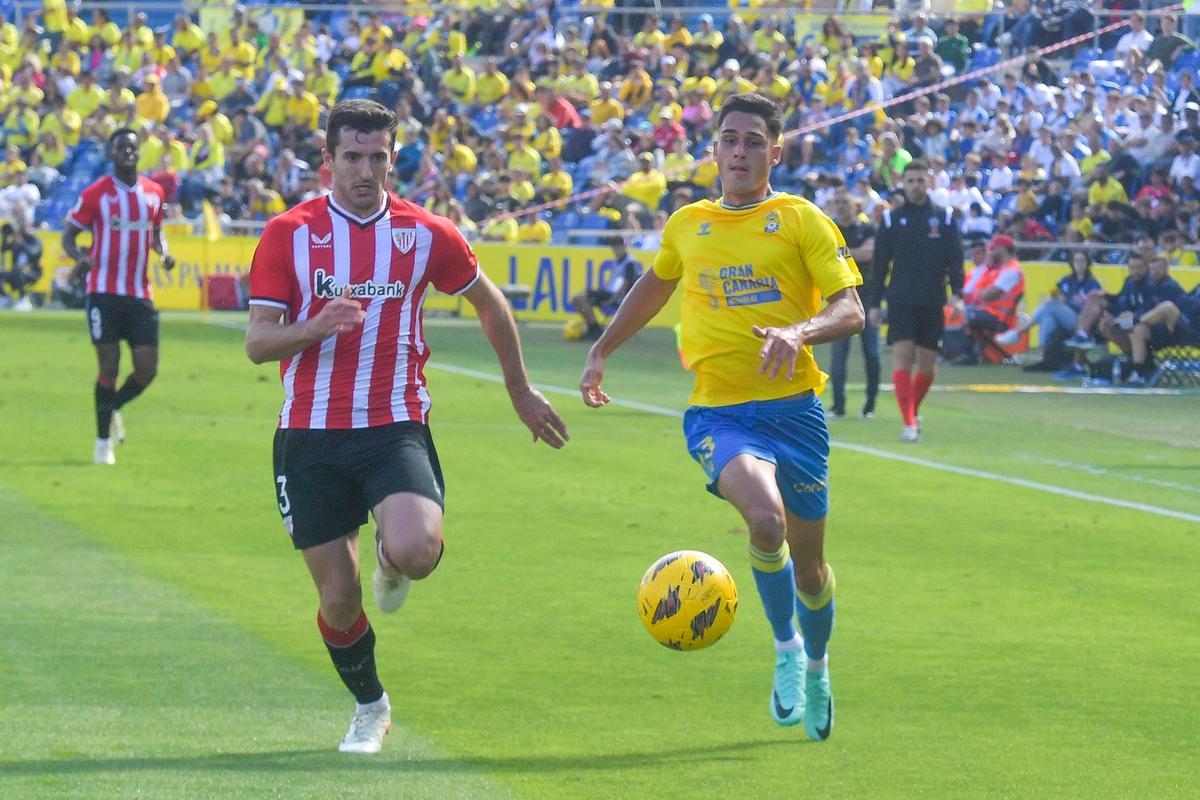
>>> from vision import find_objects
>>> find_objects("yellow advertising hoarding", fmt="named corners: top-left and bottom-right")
top-left (32, 229), bottom-right (1198, 341)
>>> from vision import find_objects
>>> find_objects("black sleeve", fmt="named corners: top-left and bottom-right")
top-left (945, 208), bottom-right (964, 298)
top-left (866, 215), bottom-right (892, 309)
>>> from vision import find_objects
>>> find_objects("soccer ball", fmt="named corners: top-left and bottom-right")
top-left (637, 550), bottom-right (738, 650)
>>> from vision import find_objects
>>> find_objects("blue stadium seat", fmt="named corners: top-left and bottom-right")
top-left (968, 47), bottom-right (1000, 71)
top-left (1173, 50), bottom-right (1200, 76)
top-left (1070, 47), bottom-right (1102, 71)
top-left (342, 86), bottom-right (374, 102)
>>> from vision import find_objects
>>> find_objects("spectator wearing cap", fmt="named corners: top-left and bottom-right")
top-left (692, 14), bottom-right (723, 70)
top-left (252, 76), bottom-right (290, 131)
top-left (712, 59), bottom-right (755, 110)
top-left (590, 82), bottom-right (628, 127)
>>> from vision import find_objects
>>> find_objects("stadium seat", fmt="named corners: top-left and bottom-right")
top-left (1173, 50), bottom-right (1200, 76)
top-left (342, 86), bottom-right (374, 102)
top-left (1070, 47), bottom-right (1101, 71)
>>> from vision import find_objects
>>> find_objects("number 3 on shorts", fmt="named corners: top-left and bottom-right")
top-left (275, 475), bottom-right (291, 514)
top-left (89, 306), bottom-right (103, 341)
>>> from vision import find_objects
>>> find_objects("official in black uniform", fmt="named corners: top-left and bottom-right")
top-left (864, 159), bottom-right (964, 442)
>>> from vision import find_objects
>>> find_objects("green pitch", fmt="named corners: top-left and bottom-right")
top-left (1, 311), bottom-right (1196, 799)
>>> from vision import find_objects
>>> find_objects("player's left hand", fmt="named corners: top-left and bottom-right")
top-left (753, 324), bottom-right (804, 380)
top-left (161, 255), bottom-right (177, 272)
top-left (512, 386), bottom-right (569, 449)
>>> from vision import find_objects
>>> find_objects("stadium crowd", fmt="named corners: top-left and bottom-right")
top-left (0, 0), bottom-right (1198, 374)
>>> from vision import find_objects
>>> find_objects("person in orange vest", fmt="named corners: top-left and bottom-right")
top-left (954, 234), bottom-right (1025, 364)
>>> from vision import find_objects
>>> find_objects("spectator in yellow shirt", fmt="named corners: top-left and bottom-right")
top-left (253, 77), bottom-right (291, 130)
top-left (532, 115), bottom-right (562, 161)
top-left (481, 206), bottom-right (519, 242)
top-left (284, 81), bottom-right (321, 132)
top-left (621, 153), bottom-right (667, 211)
top-left (171, 13), bottom-right (205, 59)
top-left (588, 82), bottom-right (625, 126)
top-left (135, 75), bottom-right (170, 124)
top-left (50, 37), bottom-right (80, 77)
top-left (618, 63), bottom-right (654, 110)
top-left (475, 58), bottom-right (510, 106)
top-left (537, 156), bottom-right (573, 202)
top-left (3, 96), bottom-right (40, 149)
top-left (194, 101), bottom-right (233, 146)
top-left (200, 33), bottom-right (224, 76)
top-left (712, 59), bottom-right (756, 109)
top-left (66, 71), bottom-right (104, 124)
top-left (129, 12), bottom-right (155, 49)
top-left (113, 29), bottom-right (144, 74)
top-left (306, 59), bottom-right (340, 108)
top-left (89, 8), bottom-right (121, 47)
top-left (509, 169), bottom-right (536, 204)
top-left (755, 62), bottom-right (791, 101)
top-left (633, 15), bottom-right (666, 51)
top-left (441, 54), bottom-right (476, 104)
top-left (507, 134), bottom-right (543, 180)
top-left (247, 178), bottom-right (285, 220)
top-left (664, 15), bottom-right (693, 50)
top-left (518, 214), bottom-right (552, 244)
top-left (223, 28), bottom-right (257, 79)
top-left (41, 96), bottom-right (80, 147)
top-left (1087, 164), bottom-right (1129, 206)
top-left (209, 60), bottom-right (240, 103)
top-left (62, 4), bottom-right (90, 49)
top-left (561, 59), bottom-right (600, 107)
top-left (151, 30), bottom-right (177, 68)
top-left (442, 137), bottom-right (478, 177)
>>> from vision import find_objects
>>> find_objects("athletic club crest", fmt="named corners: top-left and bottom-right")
top-left (763, 211), bottom-right (780, 233)
top-left (392, 228), bottom-right (417, 254)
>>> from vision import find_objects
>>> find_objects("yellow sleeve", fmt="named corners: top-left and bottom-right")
top-left (651, 212), bottom-right (684, 280)
top-left (798, 207), bottom-right (862, 298)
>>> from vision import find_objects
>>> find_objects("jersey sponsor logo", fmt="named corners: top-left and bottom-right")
top-left (836, 245), bottom-right (851, 261)
top-left (763, 211), bottom-right (780, 233)
top-left (109, 219), bottom-right (156, 232)
top-left (392, 228), bottom-right (417, 254)
top-left (719, 264), bottom-right (782, 307)
top-left (313, 268), bottom-right (406, 300)
top-left (928, 217), bottom-right (941, 238)
top-left (696, 222), bottom-right (712, 236)
top-left (690, 435), bottom-right (717, 477)
top-left (310, 232), bottom-right (332, 248)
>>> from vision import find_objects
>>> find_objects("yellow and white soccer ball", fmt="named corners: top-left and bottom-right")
top-left (637, 550), bottom-right (738, 650)
top-left (563, 318), bottom-right (587, 341)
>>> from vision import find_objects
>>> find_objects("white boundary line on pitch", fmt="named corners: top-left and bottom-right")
top-left (429, 361), bottom-right (1200, 525)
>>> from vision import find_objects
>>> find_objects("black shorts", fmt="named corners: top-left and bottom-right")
top-left (271, 421), bottom-right (445, 550)
top-left (85, 293), bottom-right (159, 346)
top-left (585, 288), bottom-right (617, 306)
top-left (886, 303), bottom-right (944, 350)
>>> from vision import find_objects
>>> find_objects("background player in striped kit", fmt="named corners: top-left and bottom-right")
top-left (62, 128), bottom-right (176, 465)
top-left (245, 100), bottom-right (568, 754)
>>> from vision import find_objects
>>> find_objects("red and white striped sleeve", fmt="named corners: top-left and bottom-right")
top-left (426, 217), bottom-right (480, 296)
top-left (248, 216), bottom-right (296, 312)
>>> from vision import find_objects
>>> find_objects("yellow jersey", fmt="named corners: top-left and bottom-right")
top-left (652, 193), bottom-right (862, 406)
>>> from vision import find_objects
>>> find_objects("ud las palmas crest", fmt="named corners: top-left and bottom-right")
top-left (392, 228), bottom-right (417, 254)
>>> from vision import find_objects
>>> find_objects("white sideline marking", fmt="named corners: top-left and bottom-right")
top-left (428, 362), bottom-right (1200, 525)
top-left (198, 311), bottom-right (1198, 525)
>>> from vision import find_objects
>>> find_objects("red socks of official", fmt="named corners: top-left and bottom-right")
top-left (912, 371), bottom-right (934, 414)
top-left (892, 370), bottom-right (916, 426)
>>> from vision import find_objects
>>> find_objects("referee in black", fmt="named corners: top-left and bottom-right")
top-left (864, 159), bottom-right (964, 443)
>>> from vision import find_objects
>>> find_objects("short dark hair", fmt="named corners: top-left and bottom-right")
top-left (108, 128), bottom-right (138, 148)
top-left (904, 158), bottom-right (931, 174)
top-left (717, 92), bottom-right (783, 140)
top-left (326, 99), bottom-right (398, 156)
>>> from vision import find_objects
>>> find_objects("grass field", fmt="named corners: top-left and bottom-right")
top-left (2, 310), bottom-right (1198, 799)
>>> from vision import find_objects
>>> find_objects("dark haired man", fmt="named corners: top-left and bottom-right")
top-left (865, 158), bottom-right (963, 442)
top-left (581, 93), bottom-right (865, 741)
top-left (245, 100), bottom-right (568, 754)
top-left (62, 128), bottom-right (176, 465)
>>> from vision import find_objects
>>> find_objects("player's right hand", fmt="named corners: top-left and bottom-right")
top-left (310, 286), bottom-right (365, 338)
top-left (580, 349), bottom-right (610, 408)
top-left (867, 307), bottom-right (882, 328)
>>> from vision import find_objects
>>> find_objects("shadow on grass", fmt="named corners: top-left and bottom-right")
top-left (0, 738), bottom-right (792, 776)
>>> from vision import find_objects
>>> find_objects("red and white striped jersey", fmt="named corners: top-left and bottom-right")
top-left (248, 193), bottom-right (480, 430)
top-left (67, 175), bottom-right (166, 299)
